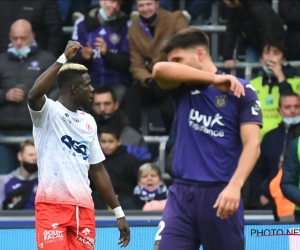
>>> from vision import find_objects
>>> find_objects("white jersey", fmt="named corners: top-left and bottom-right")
top-left (28, 97), bottom-right (105, 210)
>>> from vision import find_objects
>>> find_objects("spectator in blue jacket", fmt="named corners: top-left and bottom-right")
top-left (72, 0), bottom-right (131, 103)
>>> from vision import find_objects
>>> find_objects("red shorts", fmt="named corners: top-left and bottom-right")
top-left (35, 202), bottom-right (95, 250)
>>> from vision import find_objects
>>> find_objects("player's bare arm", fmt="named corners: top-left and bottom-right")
top-left (89, 162), bottom-right (130, 247)
top-left (28, 41), bottom-right (83, 111)
top-left (213, 124), bottom-right (261, 219)
top-left (152, 62), bottom-right (245, 97)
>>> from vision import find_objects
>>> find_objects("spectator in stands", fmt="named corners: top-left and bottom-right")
top-left (124, 0), bottom-right (188, 134)
top-left (57, 0), bottom-right (91, 26)
top-left (281, 125), bottom-right (300, 222)
top-left (279, 0), bottom-right (300, 60)
top-left (270, 159), bottom-right (295, 222)
top-left (90, 86), bottom-right (152, 162)
top-left (250, 41), bottom-right (300, 140)
top-left (223, 0), bottom-right (285, 69)
top-left (122, 163), bottom-right (168, 211)
top-left (0, 19), bottom-right (59, 175)
top-left (251, 93), bottom-right (300, 219)
top-left (0, 139), bottom-right (38, 210)
top-left (92, 125), bottom-right (141, 209)
top-left (0, 0), bottom-right (64, 57)
top-left (72, 0), bottom-right (131, 103)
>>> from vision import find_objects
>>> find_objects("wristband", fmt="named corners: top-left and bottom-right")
top-left (57, 53), bottom-right (68, 64)
top-left (113, 206), bottom-right (125, 218)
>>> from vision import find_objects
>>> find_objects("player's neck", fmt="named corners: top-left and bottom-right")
top-left (57, 95), bottom-right (78, 113)
top-left (201, 60), bottom-right (218, 74)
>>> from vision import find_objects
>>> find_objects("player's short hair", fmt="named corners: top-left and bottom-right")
top-left (138, 163), bottom-right (162, 180)
top-left (20, 139), bottom-right (34, 153)
top-left (57, 63), bottom-right (88, 90)
top-left (263, 40), bottom-right (287, 59)
top-left (161, 28), bottom-right (210, 54)
top-left (279, 92), bottom-right (300, 107)
top-left (98, 124), bottom-right (121, 140)
top-left (94, 85), bottom-right (117, 103)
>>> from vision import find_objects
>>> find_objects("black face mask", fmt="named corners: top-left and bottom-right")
top-left (23, 162), bottom-right (38, 174)
top-left (93, 113), bottom-right (113, 125)
top-left (140, 12), bottom-right (157, 24)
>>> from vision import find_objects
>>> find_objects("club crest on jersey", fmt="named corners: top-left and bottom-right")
top-left (215, 96), bottom-right (227, 107)
top-left (86, 123), bottom-right (93, 134)
top-left (109, 33), bottom-right (120, 44)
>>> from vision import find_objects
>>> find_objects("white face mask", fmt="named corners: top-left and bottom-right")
top-left (282, 115), bottom-right (300, 126)
top-left (11, 45), bottom-right (30, 58)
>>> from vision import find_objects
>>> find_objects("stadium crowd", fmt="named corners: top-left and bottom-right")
top-left (0, 0), bottom-right (300, 222)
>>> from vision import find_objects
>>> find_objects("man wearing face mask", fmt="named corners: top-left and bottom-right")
top-left (90, 85), bottom-right (152, 162)
top-left (250, 41), bottom-right (300, 140)
top-left (124, 0), bottom-right (188, 134)
top-left (72, 0), bottom-right (131, 103)
top-left (0, 139), bottom-right (38, 210)
top-left (0, 19), bottom-right (58, 175)
top-left (251, 93), bottom-right (300, 219)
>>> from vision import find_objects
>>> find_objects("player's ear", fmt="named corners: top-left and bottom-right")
top-left (70, 84), bottom-right (77, 94)
top-left (196, 47), bottom-right (205, 62)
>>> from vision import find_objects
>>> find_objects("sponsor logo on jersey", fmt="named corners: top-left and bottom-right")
top-left (61, 135), bottom-right (89, 160)
top-left (189, 109), bottom-right (225, 137)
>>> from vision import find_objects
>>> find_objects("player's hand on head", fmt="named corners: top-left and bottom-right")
top-left (64, 40), bottom-right (83, 60)
top-left (213, 184), bottom-right (241, 219)
top-left (117, 217), bottom-right (130, 247)
top-left (214, 75), bottom-right (245, 98)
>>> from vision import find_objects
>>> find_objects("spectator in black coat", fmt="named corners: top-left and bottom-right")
top-left (223, 0), bottom-right (285, 70)
top-left (0, 0), bottom-right (64, 56)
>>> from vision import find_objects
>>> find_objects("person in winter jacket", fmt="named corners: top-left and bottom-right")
top-left (92, 124), bottom-right (141, 209)
top-left (0, 19), bottom-right (58, 175)
top-left (122, 163), bottom-right (168, 211)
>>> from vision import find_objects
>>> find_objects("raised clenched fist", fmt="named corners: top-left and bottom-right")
top-left (64, 41), bottom-right (83, 60)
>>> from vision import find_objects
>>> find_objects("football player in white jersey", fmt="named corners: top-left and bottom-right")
top-left (27, 41), bottom-right (130, 250)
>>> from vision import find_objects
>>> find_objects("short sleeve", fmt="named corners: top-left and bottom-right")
top-left (239, 83), bottom-right (263, 126)
top-left (88, 122), bottom-right (105, 165)
top-left (28, 96), bottom-right (54, 128)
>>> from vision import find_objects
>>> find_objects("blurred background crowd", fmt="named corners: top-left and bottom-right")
top-left (1, 0), bottom-right (300, 221)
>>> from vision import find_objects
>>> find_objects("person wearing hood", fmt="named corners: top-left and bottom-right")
top-left (250, 41), bottom-right (300, 140)
top-left (251, 92), bottom-right (300, 220)
top-left (0, 139), bottom-right (38, 210)
top-left (72, 0), bottom-right (131, 103)
top-left (124, 0), bottom-right (188, 134)
top-left (0, 19), bottom-right (58, 175)
top-left (90, 85), bottom-right (152, 162)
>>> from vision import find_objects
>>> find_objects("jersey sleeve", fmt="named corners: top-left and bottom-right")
top-left (88, 121), bottom-right (105, 165)
top-left (239, 83), bottom-right (263, 126)
top-left (28, 96), bottom-right (54, 128)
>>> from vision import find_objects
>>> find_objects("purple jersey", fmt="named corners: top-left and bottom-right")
top-left (72, 17), bottom-right (131, 86)
top-left (172, 76), bottom-right (262, 182)
top-left (0, 169), bottom-right (38, 210)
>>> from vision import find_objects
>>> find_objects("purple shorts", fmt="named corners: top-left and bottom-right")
top-left (155, 179), bottom-right (244, 250)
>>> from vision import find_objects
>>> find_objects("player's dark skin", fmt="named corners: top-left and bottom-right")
top-left (28, 40), bottom-right (130, 247)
